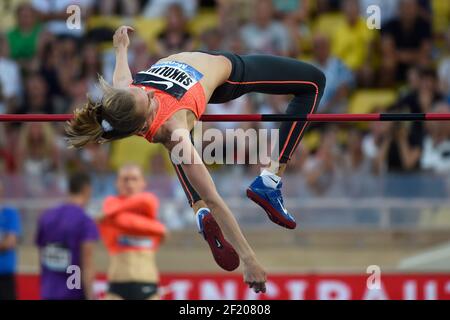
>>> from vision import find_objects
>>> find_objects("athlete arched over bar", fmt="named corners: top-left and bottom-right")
top-left (65, 26), bottom-right (327, 293)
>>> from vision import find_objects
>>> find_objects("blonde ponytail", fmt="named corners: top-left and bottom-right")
top-left (65, 97), bottom-right (103, 148)
top-left (65, 76), bottom-right (146, 148)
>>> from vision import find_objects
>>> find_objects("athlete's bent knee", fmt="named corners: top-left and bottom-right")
top-left (313, 67), bottom-right (326, 97)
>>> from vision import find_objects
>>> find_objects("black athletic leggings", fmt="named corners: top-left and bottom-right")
top-left (174, 51), bottom-right (326, 206)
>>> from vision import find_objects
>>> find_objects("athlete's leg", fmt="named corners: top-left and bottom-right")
top-left (208, 53), bottom-right (326, 229)
top-left (209, 53), bottom-right (326, 172)
top-left (214, 54), bottom-right (326, 170)
top-left (172, 161), bottom-right (239, 271)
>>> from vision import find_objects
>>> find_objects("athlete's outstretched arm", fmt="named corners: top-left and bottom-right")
top-left (164, 132), bottom-right (267, 293)
top-left (112, 26), bottom-right (134, 88)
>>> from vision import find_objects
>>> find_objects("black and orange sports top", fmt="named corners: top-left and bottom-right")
top-left (131, 61), bottom-right (207, 142)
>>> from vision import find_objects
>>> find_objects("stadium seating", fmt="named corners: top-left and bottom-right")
top-left (312, 12), bottom-right (345, 37)
top-left (348, 89), bottom-right (398, 114)
top-left (432, 0), bottom-right (450, 35)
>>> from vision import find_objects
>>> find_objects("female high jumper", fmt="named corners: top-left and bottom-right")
top-left (66, 26), bottom-right (326, 294)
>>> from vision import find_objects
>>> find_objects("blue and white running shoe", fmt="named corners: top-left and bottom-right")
top-left (246, 176), bottom-right (297, 229)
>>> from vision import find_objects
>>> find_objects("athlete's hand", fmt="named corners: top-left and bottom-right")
top-left (243, 259), bottom-right (267, 294)
top-left (113, 26), bottom-right (134, 50)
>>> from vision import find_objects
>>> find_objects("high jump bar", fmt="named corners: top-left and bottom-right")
top-left (0, 113), bottom-right (450, 122)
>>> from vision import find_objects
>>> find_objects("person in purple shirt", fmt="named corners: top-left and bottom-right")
top-left (35, 172), bottom-right (99, 300)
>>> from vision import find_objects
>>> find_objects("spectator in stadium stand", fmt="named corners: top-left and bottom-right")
top-left (314, 0), bottom-right (337, 13)
top-left (0, 126), bottom-right (17, 174)
top-left (240, 0), bottom-right (291, 56)
top-left (271, 0), bottom-right (311, 56)
top-left (54, 37), bottom-right (86, 103)
top-left (98, 164), bottom-right (166, 300)
top-left (30, 0), bottom-right (93, 38)
top-left (143, 0), bottom-right (198, 19)
top-left (370, 120), bottom-right (423, 173)
top-left (359, 0), bottom-right (400, 27)
top-left (362, 116), bottom-right (392, 175)
top-left (68, 78), bottom-right (92, 115)
top-left (19, 73), bottom-right (54, 114)
top-left (6, 3), bottom-right (44, 64)
top-left (272, 0), bottom-right (310, 23)
top-left (199, 28), bottom-right (223, 52)
top-left (226, 33), bottom-right (247, 55)
top-left (154, 3), bottom-right (195, 58)
top-left (304, 126), bottom-right (345, 197)
top-left (331, 0), bottom-right (376, 86)
top-left (388, 67), bottom-right (444, 170)
top-left (361, 98), bottom-right (428, 176)
top-left (380, 0), bottom-right (433, 85)
top-left (0, 33), bottom-right (22, 114)
top-left (342, 128), bottom-right (375, 197)
top-left (78, 143), bottom-right (115, 198)
top-left (38, 40), bottom-right (66, 104)
top-left (414, 0), bottom-right (433, 22)
top-left (80, 42), bottom-right (105, 102)
top-left (16, 122), bottom-right (62, 198)
top-left (35, 172), bottom-right (99, 300)
top-left (215, 0), bottom-right (251, 37)
top-left (128, 37), bottom-right (157, 76)
top-left (420, 102), bottom-right (450, 174)
top-left (311, 33), bottom-right (354, 114)
top-left (0, 181), bottom-right (22, 300)
top-left (438, 30), bottom-right (450, 103)
top-left (98, 0), bottom-right (139, 17)
top-left (0, 0), bottom-right (30, 32)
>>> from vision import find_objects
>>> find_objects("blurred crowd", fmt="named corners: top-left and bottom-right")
top-left (0, 0), bottom-right (449, 199)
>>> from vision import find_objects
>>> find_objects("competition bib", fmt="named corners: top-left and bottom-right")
top-left (118, 235), bottom-right (154, 249)
top-left (41, 243), bottom-right (71, 272)
top-left (133, 61), bottom-right (204, 100)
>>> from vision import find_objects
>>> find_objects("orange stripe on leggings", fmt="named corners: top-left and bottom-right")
top-left (288, 88), bottom-right (319, 159)
top-left (279, 122), bottom-right (298, 160)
